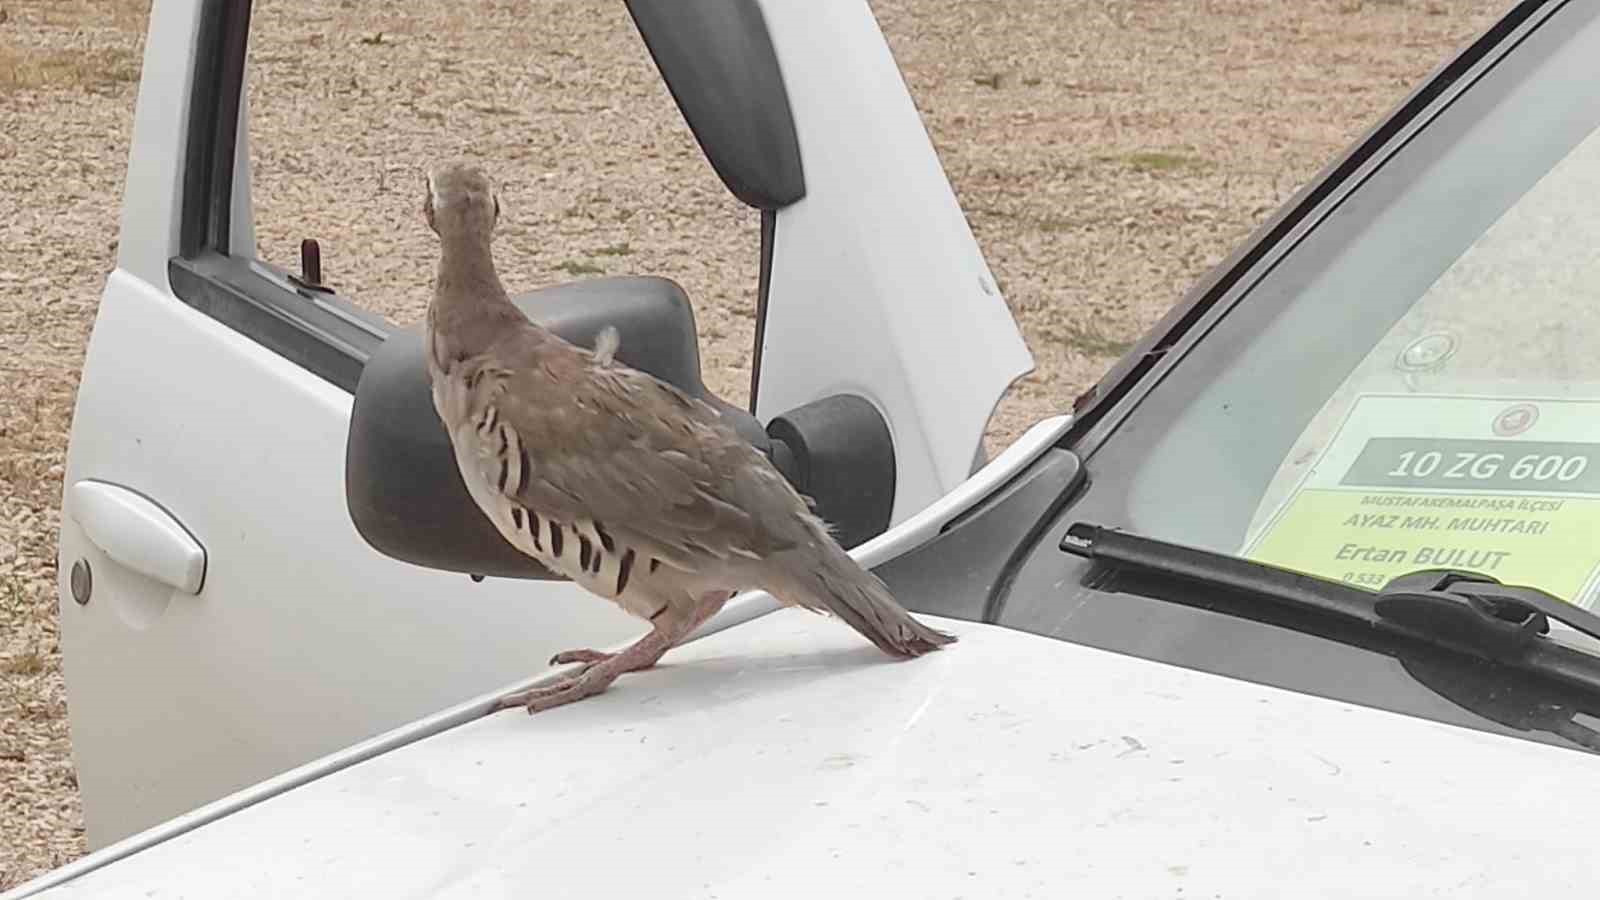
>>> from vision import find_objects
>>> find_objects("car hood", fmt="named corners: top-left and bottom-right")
top-left (26, 608), bottom-right (1600, 898)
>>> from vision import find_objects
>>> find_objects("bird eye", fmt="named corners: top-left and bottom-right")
top-left (493, 195), bottom-right (501, 219)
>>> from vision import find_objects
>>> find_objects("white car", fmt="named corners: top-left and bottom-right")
top-left (14, 0), bottom-right (1600, 896)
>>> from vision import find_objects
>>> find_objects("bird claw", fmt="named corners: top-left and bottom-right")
top-left (491, 649), bottom-right (631, 714)
top-left (549, 648), bottom-right (614, 668)
top-left (492, 630), bottom-right (674, 716)
top-left (493, 668), bottom-right (616, 715)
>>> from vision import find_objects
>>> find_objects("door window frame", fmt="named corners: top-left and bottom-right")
top-left (169, 0), bottom-right (391, 393)
top-left (167, 0), bottom-right (809, 402)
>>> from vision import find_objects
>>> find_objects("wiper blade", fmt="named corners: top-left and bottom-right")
top-left (1060, 521), bottom-right (1600, 691)
top-left (1397, 656), bottom-right (1600, 752)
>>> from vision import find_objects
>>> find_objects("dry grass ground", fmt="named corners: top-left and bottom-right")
top-left (2, 0), bottom-right (1508, 888)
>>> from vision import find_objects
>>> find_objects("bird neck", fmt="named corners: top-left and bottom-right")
top-left (433, 231), bottom-right (516, 316)
top-left (428, 232), bottom-right (557, 359)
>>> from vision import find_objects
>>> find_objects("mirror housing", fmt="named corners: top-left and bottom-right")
top-left (344, 275), bottom-right (895, 580)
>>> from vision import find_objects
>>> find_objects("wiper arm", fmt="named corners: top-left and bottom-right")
top-left (1060, 521), bottom-right (1600, 692)
top-left (1374, 568), bottom-right (1600, 658)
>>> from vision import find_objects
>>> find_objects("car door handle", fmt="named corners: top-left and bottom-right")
top-left (68, 480), bottom-right (207, 594)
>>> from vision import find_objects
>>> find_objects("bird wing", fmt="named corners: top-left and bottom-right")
top-left (464, 325), bottom-right (804, 568)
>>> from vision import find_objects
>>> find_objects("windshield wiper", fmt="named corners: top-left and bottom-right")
top-left (1060, 521), bottom-right (1600, 695)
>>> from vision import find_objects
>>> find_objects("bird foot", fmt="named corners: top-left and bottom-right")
top-left (494, 630), bottom-right (674, 715)
top-left (493, 664), bottom-right (624, 715)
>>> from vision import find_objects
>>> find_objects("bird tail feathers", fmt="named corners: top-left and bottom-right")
top-left (768, 540), bottom-right (957, 658)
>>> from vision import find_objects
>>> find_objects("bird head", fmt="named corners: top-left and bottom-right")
top-left (423, 160), bottom-right (501, 241)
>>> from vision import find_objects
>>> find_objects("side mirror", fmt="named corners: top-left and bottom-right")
top-left (344, 276), bottom-right (895, 580)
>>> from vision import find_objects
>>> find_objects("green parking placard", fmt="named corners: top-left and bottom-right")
top-left (1243, 394), bottom-right (1600, 606)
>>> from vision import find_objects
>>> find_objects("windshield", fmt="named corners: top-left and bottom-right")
top-left (1077, 1), bottom-right (1600, 609)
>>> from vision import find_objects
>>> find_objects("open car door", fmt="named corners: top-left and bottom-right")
top-left (56, 0), bottom-right (1032, 849)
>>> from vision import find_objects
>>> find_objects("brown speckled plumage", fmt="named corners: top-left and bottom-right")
top-left (422, 161), bottom-right (955, 714)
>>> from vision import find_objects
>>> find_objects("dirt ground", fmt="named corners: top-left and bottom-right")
top-left (1, 0), bottom-right (1508, 888)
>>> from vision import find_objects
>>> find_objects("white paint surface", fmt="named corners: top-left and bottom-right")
top-left (17, 610), bottom-right (1600, 899)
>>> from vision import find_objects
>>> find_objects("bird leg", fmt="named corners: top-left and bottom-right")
top-left (494, 627), bottom-right (673, 714)
top-left (495, 590), bottom-right (735, 715)
top-left (685, 588), bottom-right (735, 636)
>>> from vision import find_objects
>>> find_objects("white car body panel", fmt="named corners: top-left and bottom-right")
top-left (16, 608), bottom-right (1599, 899)
top-left (57, 270), bottom-right (644, 848)
top-left (61, 0), bottom-right (1035, 848)
top-left (754, 0), bottom-right (1035, 517)
top-left (53, 402), bottom-right (1068, 863)
top-left (109, 0), bottom-right (196, 293)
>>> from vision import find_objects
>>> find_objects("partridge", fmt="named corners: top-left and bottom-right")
top-left (421, 161), bottom-right (956, 714)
